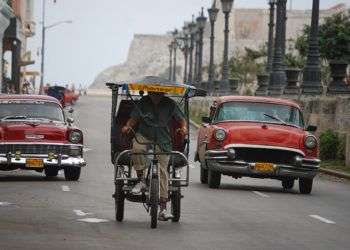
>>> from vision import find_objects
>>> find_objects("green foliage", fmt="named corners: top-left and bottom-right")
top-left (337, 135), bottom-right (346, 161)
top-left (319, 129), bottom-right (345, 161)
top-left (228, 45), bottom-right (267, 85)
top-left (284, 53), bottom-right (305, 68)
top-left (295, 12), bottom-right (350, 62)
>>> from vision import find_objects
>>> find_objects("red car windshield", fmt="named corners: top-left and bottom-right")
top-left (0, 102), bottom-right (64, 122)
top-left (214, 102), bottom-right (304, 128)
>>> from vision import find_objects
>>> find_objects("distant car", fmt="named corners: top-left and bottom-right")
top-left (0, 95), bottom-right (86, 180)
top-left (64, 88), bottom-right (79, 105)
top-left (47, 86), bottom-right (79, 107)
top-left (195, 96), bottom-right (320, 194)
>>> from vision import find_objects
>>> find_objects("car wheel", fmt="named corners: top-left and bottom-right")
top-left (282, 179), bottom-right (295, 190)
top-left (208, 169), bottom-right (221, 189)
top-left (200, 164), bottom-right (208, 184)
top-left (299, 178), bottom-right (313, 194)
top-left (64, 167), bottom-right (81, 181)
top-left (45, 167), bottom-right (59, 177)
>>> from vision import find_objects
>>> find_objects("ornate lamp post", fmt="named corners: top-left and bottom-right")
top-left (208, 0), bottom-right (219, 92)
top-left (187, 18), bottom-right (197, 85)
top-left (193, 29), bottom-right (200, 85)
top-left (180, 24), bottom-right (190, 83)
top-left (168, 42), bottom-right (173, 81)
top-left (196, 8), bottom-right (207, 86)
top-left (300, 0), bottom-right (323, 95)
top-left (220, 0), bottom-right (234, 92)
top-left (172, 29), bottom-right (178, 82)
top-left (266, 0), bottom-right (276, 73)
top-left (267, 0), bottom-right (287, 96)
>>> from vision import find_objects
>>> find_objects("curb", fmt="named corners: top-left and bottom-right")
top-left (190, 118), bottom-right (350, 180)
top-left (319, 168), bottom-right (350, 180)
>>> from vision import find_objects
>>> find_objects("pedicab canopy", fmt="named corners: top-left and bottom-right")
top-left (106, 76), bottom-right (206, 97)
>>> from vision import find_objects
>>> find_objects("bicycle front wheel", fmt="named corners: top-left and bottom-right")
top-left (150, 175), bottom-right (159, 229)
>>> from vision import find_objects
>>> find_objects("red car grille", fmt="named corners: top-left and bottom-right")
top-left (0, 144), bottom-right (71, 155)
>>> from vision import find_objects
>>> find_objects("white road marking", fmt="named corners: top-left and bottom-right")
top-left (0, 202), bottom-right (12, 206)
top-left (62, 185), bottom-right (71, 192)
top-left (77, 218), bottom-right (109, 223)
top-left (83, 147), bottom-right (92, 152)
top-left (74, 210), bottom-right (93, 216)
top-left (252, 191), bottom-right (270, 198)
top-left (309, 215), bottom-right (335, 224)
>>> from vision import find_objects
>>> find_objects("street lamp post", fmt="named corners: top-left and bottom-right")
top-left (168, 42), bottom-right (173, 81)
top-left (193, 29), bottom-right (199, 85)
top-left (181, 24), bottom-right (190, 83)
top-left (300, 0), bottom-right (323, 95)
top-left (187, 18), bottom-right (196, 85)
top-left (39, 0), bottom-right (72, 94)
top-left (196, 8), bottom-right (207, 87)
top-left (172, 29), bottom-right (178, 82)
top-left (220, 0), bottom-right (234, 92)
top-left (266, 0), bottom-right (276, 73)
top-left (267, 0), bottom-right (287, 96)
top-left (208, 0), bottom-right (219, 92)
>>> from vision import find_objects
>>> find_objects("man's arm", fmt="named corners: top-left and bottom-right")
top-left (177, 118), bottom-right (188, 136)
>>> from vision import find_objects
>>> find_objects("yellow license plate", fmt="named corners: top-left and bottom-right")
top-left (26, 159), bottom-right (44, 168)
top-left (255, 162), bottom-right (274, 172)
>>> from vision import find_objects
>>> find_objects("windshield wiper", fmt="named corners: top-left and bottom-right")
top-left (1, 115), bottom-right (28, 121)
top-left (263, 113), bottom-right (286, 125)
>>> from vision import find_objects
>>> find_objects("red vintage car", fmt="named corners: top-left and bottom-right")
top-left (0, 94), bottom-right (86, 180)
top-left (196, 96), bottom-right (320, 194)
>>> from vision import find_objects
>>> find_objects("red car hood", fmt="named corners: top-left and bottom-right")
top-left (0, 121), bottom-right (68, 142)
top-left (217, 122), bottom-right (304, 150)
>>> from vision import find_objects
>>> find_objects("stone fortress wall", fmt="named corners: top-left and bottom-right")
top-left (90, 2), bottom-right (347, 89)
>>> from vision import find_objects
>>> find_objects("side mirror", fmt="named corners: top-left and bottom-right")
top-left (202, 116), bottom-right (211, 124)
top-left (67, 117), bottom-right (74, 124)
top-left (68, 107), bottom-right (74, 113)
top-left (306, 125), bottom-right (317, 132)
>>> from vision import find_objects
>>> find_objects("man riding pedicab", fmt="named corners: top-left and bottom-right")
top-left (122, 91), bottom-right (188, 221)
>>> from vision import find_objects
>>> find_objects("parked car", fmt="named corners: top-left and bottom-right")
top-left (195, 96), bottom-right (320, 194)
top-left (0, 94), bottom-right (86, 180)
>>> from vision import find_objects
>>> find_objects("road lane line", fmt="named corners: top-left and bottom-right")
top-left (252, 191), bottom-right (270, 198)
top-left (74, 210), bottom-right (92, 216)
top-left (77, 218), bottom-right (109, 223)
top-left (62, 185), bottom-right (71, 192)
top-left (0, 202), bottom-right (12, 206)
top-left (309, 215), bottom-right (335, 224)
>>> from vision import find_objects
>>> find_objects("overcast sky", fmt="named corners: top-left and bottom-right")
top-left (27, 0), bottom-right (347, 88)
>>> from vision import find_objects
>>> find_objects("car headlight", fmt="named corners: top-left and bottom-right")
top-left (215, 129), bottom-right (226, 141)
top-left (69, 145), bottom-right (82, 156)
top-left (69, 131), bottom-right (82, 144)
top-left (304, 135), bottom-right (317, 149)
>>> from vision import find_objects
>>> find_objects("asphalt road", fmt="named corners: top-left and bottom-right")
top-left (1, 96), bottom-right (350, 250)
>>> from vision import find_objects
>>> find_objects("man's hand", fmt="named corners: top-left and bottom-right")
top-left (176, 127), bottom-right (188, 136)
top-left (122, 125), bottom-right (132, 134)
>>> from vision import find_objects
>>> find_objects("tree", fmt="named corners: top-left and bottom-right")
top-left (295, 11), bottom-right (350, 62)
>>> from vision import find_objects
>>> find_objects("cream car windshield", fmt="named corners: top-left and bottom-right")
top-left (214, 102), bottom-right (304, 127)
top-left (0, 102), bottom-right (64, 122)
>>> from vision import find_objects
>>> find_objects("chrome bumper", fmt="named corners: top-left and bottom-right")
top-left (0, 154), bottom-right (86, 169)
top-left (205, 149), bottom-right (320, 179)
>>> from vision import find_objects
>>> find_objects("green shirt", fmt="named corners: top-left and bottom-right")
top-left (130, 96), bottom-right (184, 152)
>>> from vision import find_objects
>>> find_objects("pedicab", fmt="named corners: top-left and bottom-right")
top-left (106, 76), bottom-right (206, 228)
